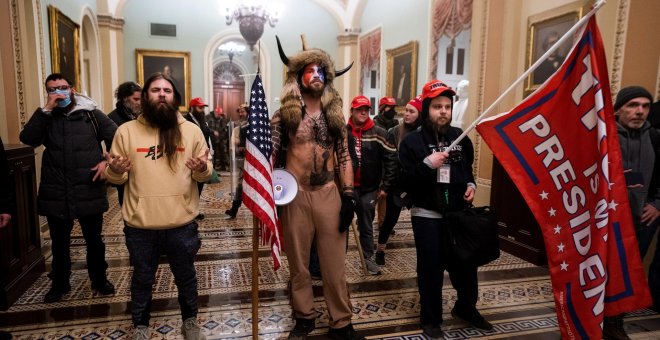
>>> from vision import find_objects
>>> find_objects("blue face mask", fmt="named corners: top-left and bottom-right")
top-left (53, 89), bottom-right (71, 108)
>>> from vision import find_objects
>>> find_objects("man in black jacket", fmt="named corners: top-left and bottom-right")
top-left (604, 86), bottom-right (660, 339)
top-left (347, 95), bottom-right (397, 275)
top-left (185, 97), bottom-right (214, 220)
top-left (108, 81), bottom-right (142, 206)
top-left (19, 73), bottom-right (117, 303)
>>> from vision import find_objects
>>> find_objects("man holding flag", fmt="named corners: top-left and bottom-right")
top-left (476, 14), bottom-right (651, 340)
top-left (270, 36), bottom-right (363, 340)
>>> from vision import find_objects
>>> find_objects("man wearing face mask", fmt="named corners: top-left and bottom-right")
top-left (20, 73), bottom-right (118, 303)
top-left (373, 96), bottom-right (400, 131)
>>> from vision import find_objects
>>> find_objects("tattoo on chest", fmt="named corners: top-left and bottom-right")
top-left (310, 150), bottom-right (333, 185)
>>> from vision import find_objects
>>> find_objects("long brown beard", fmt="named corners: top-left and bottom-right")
top-left (301, 82), bottom-right (324, 99)
top-left (142, 98), bottom-right (181, 169)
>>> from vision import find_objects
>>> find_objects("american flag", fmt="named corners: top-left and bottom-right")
top-left (241, 74), bottom-right (282, 270)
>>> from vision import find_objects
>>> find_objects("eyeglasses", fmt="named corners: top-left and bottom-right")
top-left (46, 85), bottom-right (70, 93)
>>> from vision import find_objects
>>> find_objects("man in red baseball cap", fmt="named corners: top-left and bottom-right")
top-left (374, 96), bottom-right (399, 131)
top-left (347, 95), bottom-right (397, 276)
top-left (398, 80), bottom-right (491, 337)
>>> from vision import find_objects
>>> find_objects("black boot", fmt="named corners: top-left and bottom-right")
top-left (603, 315), bottom-right (630, 340)
top-left (288, 318), bottom-right (315, 340)
top-left (225, 200), bottom-right (241, 219)
top-left (328, 324), bottom-right (365, 340)
top-left (43, 282), bottom-right (71, 303)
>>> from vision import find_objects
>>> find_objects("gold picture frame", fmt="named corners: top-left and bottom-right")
top-left (386, 41), bottom-right (418, 107)
top-left (48, 5), bottom-right (81, 90)
top-left (136, 49), bottom-right (191, 111)
top-left (524, 2), bottom-right (586, 96)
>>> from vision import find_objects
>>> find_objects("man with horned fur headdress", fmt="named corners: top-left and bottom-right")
top-left (271, 36), bottom-right (364, 340)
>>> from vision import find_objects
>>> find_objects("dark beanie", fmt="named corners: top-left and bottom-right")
top-left (614, 86), bottom-right (653, 111)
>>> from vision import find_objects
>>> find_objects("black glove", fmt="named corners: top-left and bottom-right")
top-left (339, 193), bottom-right (356, 233)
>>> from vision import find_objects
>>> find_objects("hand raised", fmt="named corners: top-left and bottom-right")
top-left (186, 149), bottom-right (209, 172)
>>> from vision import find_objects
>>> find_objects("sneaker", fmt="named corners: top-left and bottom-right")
top-left (327, 324), bottom-right (365, 340)
top-left (451, 307), bottom-right (493, 331)
top-left (91, 280), bottom-right (115, 295)
top-left (364, 257), bottom-right (381, 275)
top-left (132, 325), bottom-right (150, 340)
top-left (603, 315), bottom-right (630, 340)
top-left (181, 317), bottom-right (206, 340)
top-left (288, 318), bottom-right (315, 340)
top-left (421, 324), bottom-right (443, 339)
top-left (43, 284), bottom-right (71, 303)
top-left (375, 251), bottom-right (385, 266)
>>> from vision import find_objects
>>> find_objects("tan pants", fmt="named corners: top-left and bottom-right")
top-left (281, 183), bottom-right (352, 328)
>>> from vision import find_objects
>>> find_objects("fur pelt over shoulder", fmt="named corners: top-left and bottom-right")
top-left (277, 35), bottom-right (352, 140)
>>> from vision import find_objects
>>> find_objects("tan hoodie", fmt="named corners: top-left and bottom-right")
top-left (105, 114), bottom-right (212, 229)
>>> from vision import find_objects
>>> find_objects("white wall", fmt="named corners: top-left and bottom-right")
top-left (121, 0), bottom-right (340, 104)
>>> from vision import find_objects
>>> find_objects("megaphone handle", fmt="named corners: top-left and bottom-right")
top-left (350, 218), bottom-right (369, 275)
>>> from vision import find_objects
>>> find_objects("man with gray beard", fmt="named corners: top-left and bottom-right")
top-left (105, 73), bottom-right (211, 340)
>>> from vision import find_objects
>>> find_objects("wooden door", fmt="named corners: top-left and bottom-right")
top-left (213, 83), bottom-right (245, 118)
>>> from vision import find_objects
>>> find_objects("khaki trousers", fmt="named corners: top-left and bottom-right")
top-left (281, 183), bottom-right (352, 328)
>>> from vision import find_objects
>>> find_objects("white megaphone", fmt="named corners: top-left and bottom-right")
top-left (273, 168), bottom-right (298, 206)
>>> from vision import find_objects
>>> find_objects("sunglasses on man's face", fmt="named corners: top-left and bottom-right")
top-left (46, 85), bottom-right (70, 93)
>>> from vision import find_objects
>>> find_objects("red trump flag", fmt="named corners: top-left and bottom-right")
top-left (477, 18), bottom-right (650, 339)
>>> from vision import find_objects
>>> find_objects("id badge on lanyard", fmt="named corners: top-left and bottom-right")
top-left (437, 164), bottom-right (450, 183)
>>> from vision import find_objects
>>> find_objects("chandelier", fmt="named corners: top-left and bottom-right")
top-left (219, 41), bottom-right (246, 63)
top-left (225, 1), bottom-right (281, 50)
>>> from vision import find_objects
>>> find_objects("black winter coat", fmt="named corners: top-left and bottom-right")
top-left (19, 96), bottom-right (117, 219)
top-left (399, 125), bottom-right (475, 213)
top-left (108, 103), bottom-right (137, 127)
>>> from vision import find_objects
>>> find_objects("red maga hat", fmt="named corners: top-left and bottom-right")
top-left (189, 97), bottom-right (208, 107)
top-left (351, 95), bottom-right (371, 109)
top-left (421, 80), bottom-right (455, 100)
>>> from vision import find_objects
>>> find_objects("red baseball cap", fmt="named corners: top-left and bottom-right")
top-left (189, 97), bottom-right (208, 107)
top-left (351, 95), bottom-right (371, 109)
top-left (421, 80), bottom-right (455, 100)
top-left (378, 96), bottom-right (396, 107)
top-left (407, 96), bottom-right (423, 112)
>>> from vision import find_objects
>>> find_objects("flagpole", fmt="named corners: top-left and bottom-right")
top-left (446, 0), bottom-right (606, 151)
top-left (252, 215), bottom-right (259, 338)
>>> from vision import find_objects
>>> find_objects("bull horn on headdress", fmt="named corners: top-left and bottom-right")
top-left (335, 61), bottom-right (354, 77)
top-left (276, 35), bottom-right (289, 66)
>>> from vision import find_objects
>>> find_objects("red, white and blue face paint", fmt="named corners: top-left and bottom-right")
top-left (302, 64), bottom-right (325, 88)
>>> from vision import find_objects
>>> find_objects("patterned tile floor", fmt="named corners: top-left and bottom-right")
top-left (1, 174), bottom-right (659, 339)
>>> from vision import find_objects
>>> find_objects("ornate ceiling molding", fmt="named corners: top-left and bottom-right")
top-left (97, 14), bottom-right (125, 31)
top-left (337, 33), bottom-right (358, 46)
top-left (610, 0), bottom-right (629, 99)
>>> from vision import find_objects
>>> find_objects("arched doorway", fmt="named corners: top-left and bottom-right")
top-left (80, 11), bottom-right (102, 106)
top-left (212, 61), bottom-right (245, 116)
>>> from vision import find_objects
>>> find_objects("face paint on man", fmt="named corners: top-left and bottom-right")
top-left (302, 64), bottom-right (325, 88)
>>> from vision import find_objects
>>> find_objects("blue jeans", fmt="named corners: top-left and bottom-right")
top-left (637, 220), bottom-right (660, 310)
top-left (124, 222), bottom-right (201, 326)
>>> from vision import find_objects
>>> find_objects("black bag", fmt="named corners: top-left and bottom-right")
top-left (444, 206), bottom-right (500, 267)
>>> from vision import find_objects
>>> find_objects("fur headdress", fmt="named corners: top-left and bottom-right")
top-left (277, 35), bottom-right (353, 139)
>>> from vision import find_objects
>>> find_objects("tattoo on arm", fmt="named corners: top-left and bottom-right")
top-left (336, 135), bottom-right (354, 193)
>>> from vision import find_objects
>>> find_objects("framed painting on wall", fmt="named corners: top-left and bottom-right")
top-left (386, 41), bottom-right (418, 107)
top-left (48, 5), bottom-right (80, 90)
top-left (525, 3), bottom-right (585, 96)
top-left (136, 49), bottom-right (191, 111)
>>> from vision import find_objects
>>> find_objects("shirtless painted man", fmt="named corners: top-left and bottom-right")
top-left (271, 36), bottom-right (364, 340)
